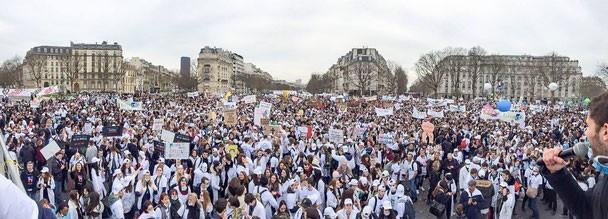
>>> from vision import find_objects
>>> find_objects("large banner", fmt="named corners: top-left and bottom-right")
top-left (479, 105), bottom-right (526, 128)
top-left (187, 92), bottom-right (199, 97)
top-left (71, 134), bottom-right (91, 149)
top-left (412, 107), bottom-right (427, 119)
top-left (426, 109), bottom-right (445, 118)
top-left (165, 143), bottom-right (189, 160)
top-left (37, 86), bottom-right (60, 97)
top-left (117, 99), bottom-right (143, 111)
top-left (375, 107), bottom-right (394, 117)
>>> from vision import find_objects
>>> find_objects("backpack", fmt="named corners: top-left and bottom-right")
top-left (459, 139), bottom-right (467, 150)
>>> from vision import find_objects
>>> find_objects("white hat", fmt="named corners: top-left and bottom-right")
top-left (307, 193), bottom-right (319, 204)
top-left (143, 170), bottom-right (150, 175)
top-left (362, 206), bottom-right (372, 218)
top-left (323, 207), bottom-right (337, 218)
top-left (344, 198), bottom-right (353, 205)
top-left (372, 179), bottom-right (380, 187)
top-left (253, 167), bottom-right (264, 175)
top-left (382, 200), bottom-right (392, 210)
top-left (359, 177), bottom-right (368, 185)
top-left (500, 182), bottom-right (508, 187)
top-left (382, 170), bottom-right (390, 178)
top-left (532, 166), bottom-right (539, 172)
top-left (297, 167), bottom-right (304, 173)
top-left (465, 159), bottom-right (471, 165)
top-left (342, 145), bottom-right (348, 152)
top-left (41, 167), bottom-right (49, 173)
top-left (348, 179), bottom-right (359, 186)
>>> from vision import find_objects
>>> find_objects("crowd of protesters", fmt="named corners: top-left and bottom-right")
top-left (0, 91), bottom-right (597, 219)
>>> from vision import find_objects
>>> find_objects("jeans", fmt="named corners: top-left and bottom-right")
top-left (26, 191), bottom-right (38, 201)
top-left (54, 179), bottom-right (64, 203)
top-left (408, 179), bottom-right (417, 201)
top-left (528, 197), bottom-right (539, 219)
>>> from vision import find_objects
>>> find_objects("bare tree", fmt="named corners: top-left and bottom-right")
top-left (385, 71), bottom-right (397, 95)
top-left (24, 54), bottom-right (48, 87)
top-left (467, 46), bottom-right (487, 98)
top-left (345, 61), bottom-right (375, 96)
top-left (395, 66), bottom-right (408, 94)
top-left (580, 76), bottom-right (607, 98)
top-left (415, 48), bottom-right (459, 97)
top-left (63, 51), bottom-right (82, 91)
top-left (100, 52), bottom-right (111, 91)
top-left (116, 60), bottom-right (128, 92)
top-left (598, 63), bottom-right (608, 82)
top-left (0, 56), bottom-right (23, 88)
top-left (538, 52), bottom-right (568, 87)
top-left (486, 55), bottom-right (505, 94)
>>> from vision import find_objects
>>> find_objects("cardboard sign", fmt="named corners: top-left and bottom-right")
top-left (70, 134), bottom-right (91, 148)
top-left (379, 134), bottom-right (394, 145)
top-left (329, 128), bottom-right (344, 144)
top-left (338, 103), bottom-right (347, 113)
top-left (297, 126), bottom-right (308, 137)
top-left (102, 126), bottom-right (123, 137)
top-left (174, 133), bottom-right (192, 143)
top-left (223, 108), bottom-right (238, 126)
top-left (187, 92), bottom-right (199, 97)
top-left (161, 129), bottom-right (175, 143)
top-left (41, 140), bottom-right (61, 160)
top-left (165, 143), bottom-right (189, 160)
top-left (208, 111), bottom-right (217, 122)
top-left (152, 119), bottom-right (163, 131)
top-left (353, 127), bottom-right (366, 139)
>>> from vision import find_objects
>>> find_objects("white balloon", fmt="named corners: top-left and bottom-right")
top-left (483, 83), bottom-right (492, 91)
top-left (548, 82), bottom-right (558, 91)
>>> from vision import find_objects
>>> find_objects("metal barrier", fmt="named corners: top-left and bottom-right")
top-left (0, 133), bottom-right (25, 192)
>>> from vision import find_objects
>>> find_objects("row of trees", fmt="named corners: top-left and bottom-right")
top-left (306, 61), bottom-right (408, 95)
top-left (411, 46), bottom-right (594, 98)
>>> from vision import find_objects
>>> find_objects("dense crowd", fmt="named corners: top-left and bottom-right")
top-left (0, 92), bottom-right (595, 219)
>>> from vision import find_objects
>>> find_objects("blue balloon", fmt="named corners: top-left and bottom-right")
top-left (497, 100), bottom-right (511, 112)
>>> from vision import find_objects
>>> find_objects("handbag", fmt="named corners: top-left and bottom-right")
top-left (526, 187), bottom-right (538, 198)
top-left (429, 200), bottom-right (446, 217)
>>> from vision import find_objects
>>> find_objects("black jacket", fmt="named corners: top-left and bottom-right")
top-left (543, 168), bottom-right (608, 218)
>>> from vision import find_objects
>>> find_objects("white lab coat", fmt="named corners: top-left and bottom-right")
top-left (250, 201), bottom-right (267, 219)
top-left (497, 194), bottom-right (515, 219)
top-left (91, 168), bottom-right (107, 198)
top-left (254, 185), bottom-right (278, 219)
top-left (135, 180), bottom-right (157, 209)
top-left (37, 177), bottom-right (55, 207)
top-left (336, 209), bottom-right (359, 219)
top-left (151, 174), bottom-right (168, 203)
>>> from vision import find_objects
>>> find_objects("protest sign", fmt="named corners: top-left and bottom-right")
top-left (153, 140), bottom-right (165, 153)
top-left (174, 133), bottom-right (192, 143)
top-left (338, 103), bottom-right (347, 113)
top-left (241, 95), bottom-right (257, 104)
top-left (329, 128), bottom-right (344, 144)
top-left (152, 119), bottom-right (163, 131)
top-left (426, 109), bottom-right (445, 118)
top-left (161, 129), bottom-right (175, 143)
top-left (421, 121), bottom-right (435, 143)
top-left (225, 144), bottom-right (239, 158)
top-left (375, 107), bottom-right (394, 117)
top-left (412, 107), bottom-right (427, 119)
top-left (378, 134), bottom-right (394, 145)
top-left (71, 134), bottom-right (90, 149)
top-left (165, 143), bottom-right (189, 160)
top-left (187, 92), bottom-right (199, 97)
top-left (41, 140), bottom-right (61, 160)
top-left (102, 126), bottom-right (123, 137)
top-left (223, 108), bottom-right (238, 126)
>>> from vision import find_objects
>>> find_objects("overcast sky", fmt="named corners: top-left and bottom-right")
top-left (1, 0), bottom-right (606, 84)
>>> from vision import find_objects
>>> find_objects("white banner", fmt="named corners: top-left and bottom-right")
top-left (426, 109), bottom-right (445, 118)
top-left (165, 143), bottom-right (190, 160)
top-left (328, 128), bottom-right (344, 144)
top-left (161, 129), bottom-right (175, 143)
top-left (297, 126), bottom-right (308, 137)
top-left (241, 95), bottom-right (257, 104)
top-left (30, 98), bottom-right (41, 108)
top-left (7, 89), bottom-right (36, 98)
top-left (448, 105), bottom-right (467, 112)
top-left (412, 107), bottom-right (427, 119)
top-left (375, 107), bottom-right (394, 117)
top-left (152, 119), bottom-right (163, 131)
top-left (187, 92), bottom-right (199, 97)
top-left (117, 99), bottom-right (143, 111)
top-left (37, 86), bottom-right (60, 97)
top-left (363, 96), bottom-right (377, 101)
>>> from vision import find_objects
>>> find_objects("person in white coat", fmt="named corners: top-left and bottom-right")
top-left (90, 157), bottom-right (107, 198)
top-left (336, 198), bottom-right (359, 219)
top-left (37, 167), bottom-right (56, 207)
top-left (135, 170), bottom-right (158, 210)
top-left (151, 166), bottom-right (169, 204)
top-left (154, 193), bottom-right (171, 219)
top-left (253, 177), bottom-right (278, 219)
top-left (495, 182), bottom-right (515, 219)
top-left (109, 182), bottom-right (125, 219)
top-left (459, 159), bottom-right (475, 192)
top-left (245, 193), bottom-right (266, 219)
